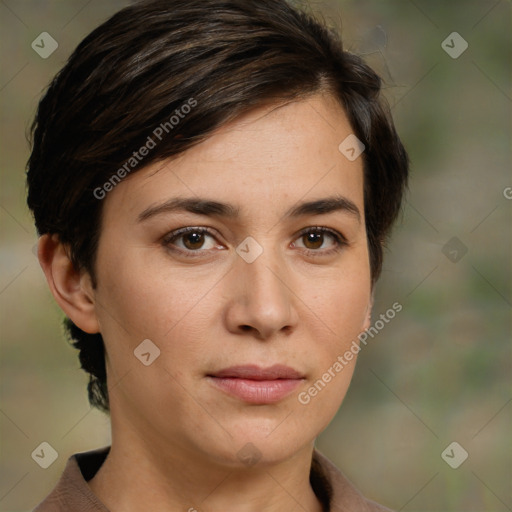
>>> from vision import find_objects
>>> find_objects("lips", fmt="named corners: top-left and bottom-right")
top-left (207, 365), bottom-right (304, 404)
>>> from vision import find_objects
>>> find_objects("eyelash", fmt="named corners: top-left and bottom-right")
top-left (162, 226), bottom-right (348, 258)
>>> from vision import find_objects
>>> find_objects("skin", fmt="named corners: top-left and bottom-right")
top-left (39, 93), bottom-right (373, 512)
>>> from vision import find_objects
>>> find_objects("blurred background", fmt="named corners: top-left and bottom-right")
top-left (0, 0), bottom-right (510, 511)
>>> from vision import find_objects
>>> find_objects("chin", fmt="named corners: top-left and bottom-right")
top-left (200, 416), bottom-right (316, 469)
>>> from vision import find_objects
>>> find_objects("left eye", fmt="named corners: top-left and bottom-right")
top-left (292, 227), bottom-right (345, 252)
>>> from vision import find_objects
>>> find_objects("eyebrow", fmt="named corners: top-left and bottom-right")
top-left (137, 195), bottom-right (361, 223)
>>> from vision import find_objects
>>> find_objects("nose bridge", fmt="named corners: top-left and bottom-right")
top-left (244, 250), bottom-right (288, 303)
top-left (227, 240), bottom-right (298, 337)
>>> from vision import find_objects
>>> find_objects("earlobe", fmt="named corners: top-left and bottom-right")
top-left (37, 234), bottom-right (100, 334)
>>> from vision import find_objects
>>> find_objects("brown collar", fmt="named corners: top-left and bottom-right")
top-left (33, 446), bottom-right (393, 511)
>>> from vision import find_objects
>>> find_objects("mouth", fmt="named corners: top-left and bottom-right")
top-left (206, 365), bottom-right (305, 404)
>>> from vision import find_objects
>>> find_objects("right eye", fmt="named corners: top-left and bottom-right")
top-left (162, 226), bottom-right (225, 257)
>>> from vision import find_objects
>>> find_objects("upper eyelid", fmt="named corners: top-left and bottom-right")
top-left (296, 226), bottom-right (346, 240)
top-left (162, 226), bottom-right (218, 244)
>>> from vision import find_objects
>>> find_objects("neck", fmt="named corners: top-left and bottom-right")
top-left (88, 430), bottom-right (324, 512)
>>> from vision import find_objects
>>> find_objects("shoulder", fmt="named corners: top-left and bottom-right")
top-left (311, 449), bottom-right (394, 512)
top-left (32, 447), bottom-right (110, 512)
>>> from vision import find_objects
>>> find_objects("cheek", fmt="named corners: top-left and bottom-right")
top-left (93, 247), bottom-right (223, 371)
top-left (296, 257), bottom-right (371, 413)
top-left (306, 252), bottom-right (371, 340)
top-left (93, 253), bottom-right (217, 423)
top-left (311, 276), bottom-right (369, 325)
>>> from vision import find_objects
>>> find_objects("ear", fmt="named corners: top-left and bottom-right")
top-left (37, 234), bottom-right (100, 334)
top-left (362, 292), bottom-right (374, 332)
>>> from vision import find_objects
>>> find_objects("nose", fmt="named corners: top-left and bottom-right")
top-left (224, 248), bottom-right (299, 340)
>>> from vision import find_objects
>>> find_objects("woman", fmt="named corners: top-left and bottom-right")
top-left (27, 0), bottom-right (408, 510)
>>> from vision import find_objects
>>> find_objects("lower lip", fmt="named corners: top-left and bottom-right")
top-left (208, 377), bottom-right (303, 404)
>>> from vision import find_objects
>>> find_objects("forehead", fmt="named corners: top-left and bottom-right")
top-left (102, 94), bottom-right (365, 224)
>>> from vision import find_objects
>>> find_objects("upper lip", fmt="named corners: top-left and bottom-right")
top-left (209, 365), bottom-right (304, 380)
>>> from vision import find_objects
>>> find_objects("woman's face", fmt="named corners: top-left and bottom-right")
top-left (91, 93), bottom-right (372, 466)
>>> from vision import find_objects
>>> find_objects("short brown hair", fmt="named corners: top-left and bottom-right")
top-left (26, 0), bottom-right (409, 412)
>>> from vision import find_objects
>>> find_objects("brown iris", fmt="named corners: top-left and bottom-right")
top-left (302, 232), bottom-right (324, 250)
top-left (183, 231), bottom-right (206, 250)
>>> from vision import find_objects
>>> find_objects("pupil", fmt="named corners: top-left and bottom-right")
top-left (305, 233), bottom-right (322, 249)
top-left (185, 232), bottom-right (204, 249)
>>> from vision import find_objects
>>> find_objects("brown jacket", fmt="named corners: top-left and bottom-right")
top-left (33, 447), bottom-right (393, 511)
